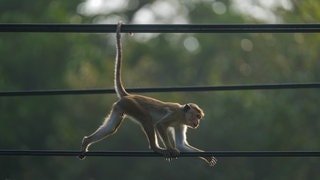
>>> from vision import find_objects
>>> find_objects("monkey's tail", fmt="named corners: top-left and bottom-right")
top-left (115, 22), bottom-right (129, 98)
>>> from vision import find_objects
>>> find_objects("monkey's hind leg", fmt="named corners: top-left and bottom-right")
top-left (79, 103), bottom-right (124, 159)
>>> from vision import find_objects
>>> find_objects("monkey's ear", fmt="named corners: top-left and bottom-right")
top-left (183, 104), bottom-right (191, 112)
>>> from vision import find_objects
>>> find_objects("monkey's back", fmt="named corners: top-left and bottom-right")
top-left (117, 94), bottom-right (181, 122)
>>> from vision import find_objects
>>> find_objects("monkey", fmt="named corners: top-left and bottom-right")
top-left (79, 22), bottom-right (216, 166)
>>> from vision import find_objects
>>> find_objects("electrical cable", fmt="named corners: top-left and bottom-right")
top-left (1, 150), bottom-right (320, 157)
top-left (1, 24), bottom-right (320, 33)
top-left (1, 83), bottom-right (319, 97)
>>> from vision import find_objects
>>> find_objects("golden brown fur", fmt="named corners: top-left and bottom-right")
top-left (79, 22), bottom-right (216, 166)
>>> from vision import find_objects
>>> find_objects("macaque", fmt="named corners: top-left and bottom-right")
top-left (79, 22), bottom-right (216, 166)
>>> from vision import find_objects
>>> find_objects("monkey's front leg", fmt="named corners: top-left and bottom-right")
top-left (155, 123), bottom-right (180, 160)
top-left (175, 125), bottom-right (217, 166)
top-left (178, 143), bottom-right (217, 166)
top-left (142, 121), bottom-right (179, 161)
top-left (147, 132), bottom-right (180, 160)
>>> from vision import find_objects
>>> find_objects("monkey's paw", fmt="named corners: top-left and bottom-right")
top-left (206, 156), bottom-right (217, 166)
top-left (161, 148), bottom-right (180, 162)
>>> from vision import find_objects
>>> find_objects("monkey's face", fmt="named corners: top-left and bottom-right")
top-left (184, 103), bottom-right (205, 129)
top-left (185, 111), bottom-right (203, 129)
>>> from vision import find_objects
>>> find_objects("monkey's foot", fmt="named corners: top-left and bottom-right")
top-left (78, 151), bottom-right (87, 160)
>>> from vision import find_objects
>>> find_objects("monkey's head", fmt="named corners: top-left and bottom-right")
top-left (183, 103), bottom-right (205, 129)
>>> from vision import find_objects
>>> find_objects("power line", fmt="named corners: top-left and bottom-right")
top-left (1, 24), bottom-right (320, 33)
top-left (1, 150), bottom-right (320, 157)
top-left (0, 83), bottom-right (319, 97)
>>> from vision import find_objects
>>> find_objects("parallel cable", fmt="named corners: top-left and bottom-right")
top-left (1, 150), bottom-right (320, 157)
top-left (1, 24), bottom-right (320, 33)
top-left (0, 83), bottom-right (319, 97)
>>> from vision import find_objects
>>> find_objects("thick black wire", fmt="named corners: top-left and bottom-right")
top-left (1, 24), bottom-right (320, 33)
top-left (1, 150), bottom-right (320, 157)
top-left (0, 83), bottom-right (319, 97)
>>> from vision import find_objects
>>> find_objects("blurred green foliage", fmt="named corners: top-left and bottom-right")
top-left (0, 0), bottom-right (320, 179)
